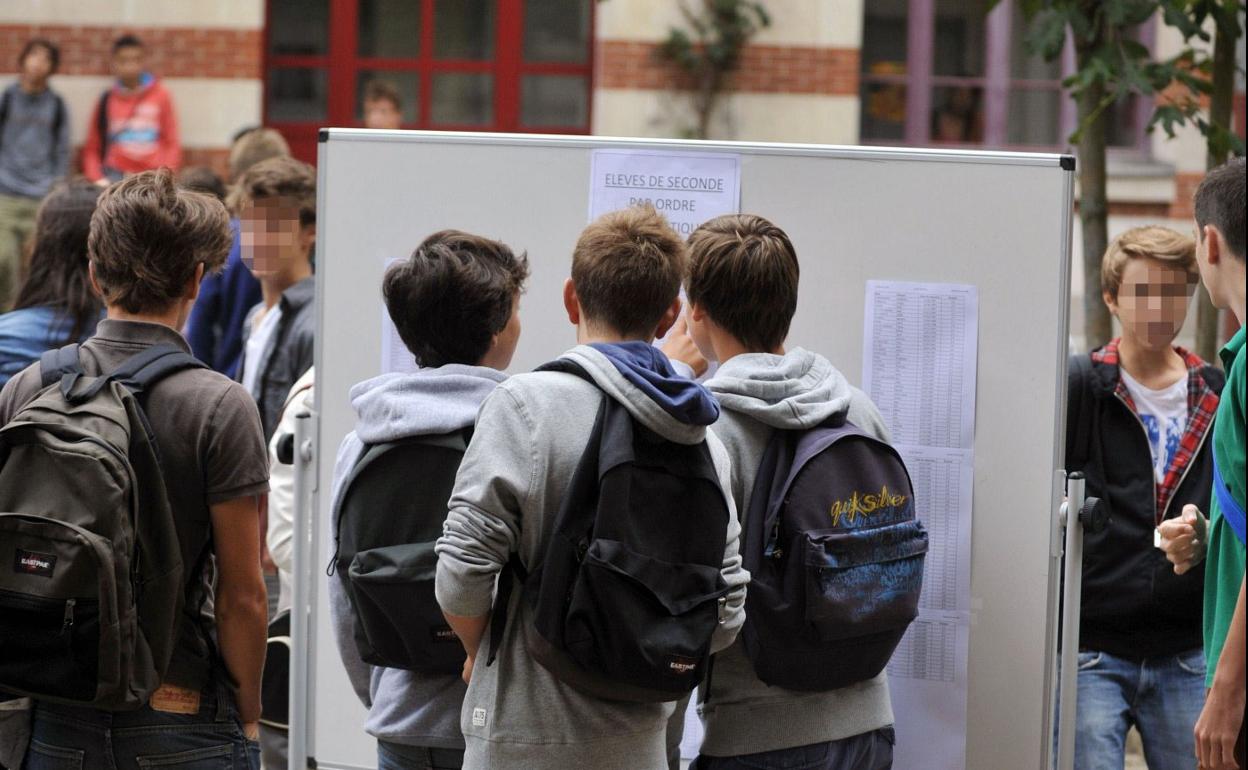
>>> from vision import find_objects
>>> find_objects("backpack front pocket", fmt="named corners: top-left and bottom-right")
top-left (0, 513), bottom-right (120, 704)
top-left (565, 538), bottom-right (726, 691)
top-left (803, 519), bottom-right (928, 641)
top-left (348, 542), bottom-right (464, 673)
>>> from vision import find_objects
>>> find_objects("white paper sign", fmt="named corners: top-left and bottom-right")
top-left (588, 149), bottom-right (741, 237)
top-left (380, 257), bottom-right (420, 375)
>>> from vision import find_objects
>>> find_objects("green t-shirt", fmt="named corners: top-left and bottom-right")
top-left (1203, 325), bottom-right (1246, 687)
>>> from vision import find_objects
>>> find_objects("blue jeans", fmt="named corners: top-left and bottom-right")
top-left (692, 728), bottom-right (895, 770)
top-left (21, 676), bottom-right (259, 770)
top-left (1071, 648), bottom-right (1206, 770)
top-left (377, 740), bottom-right (464, 770)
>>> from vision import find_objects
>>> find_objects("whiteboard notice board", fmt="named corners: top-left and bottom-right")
top-left (310, 130), bottom-right (1075, 770)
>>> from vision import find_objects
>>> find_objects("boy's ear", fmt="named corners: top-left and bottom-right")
top-left (1102, 289), bottom-right (1118, 315)
top-left (87, 261), bottom-right (104, 299)
top-left (563, 278), bottom-right (581, 326)
top-left (183, 262), bottom-right (205, 302)
top-left (688, 301), bottom-right (706, 323)
top-left (652, 297), bottom-right (683, 340)
top-left (301, 223), bottom-right (316, 255)
top-left (1204, 225), bottom-right (1222, 266)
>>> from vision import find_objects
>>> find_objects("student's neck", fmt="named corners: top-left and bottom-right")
top-left (1117, 334), bottom-right (1183, 385)
top-left (260, 265), bottom-right (311, 309)
top-left (714, 335), bottom-right (783, 365)
top-left (106, 305), bottom-right (182, 330)
top-left (18, 76), bottom-right (47, 94)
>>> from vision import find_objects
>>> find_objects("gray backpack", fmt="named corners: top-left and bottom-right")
top-left (0, 344), bottom-right (203, 710)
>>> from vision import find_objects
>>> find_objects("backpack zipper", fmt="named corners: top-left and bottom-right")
top-left (61, 598), bottom-right (76, 634)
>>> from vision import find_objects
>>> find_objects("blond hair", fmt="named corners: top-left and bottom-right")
top-left (228, 127), bottom-right (290, 182)
top-left (1100, 225), bottom-right (1197, 298)
top-left (572, 205), bottom-right (686, 337)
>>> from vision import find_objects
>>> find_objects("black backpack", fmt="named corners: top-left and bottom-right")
top-left (330, 430), bottom-right (472, 673)
top-left (0, 344), bottom-right (203, 709)
top-left (739, 416), bottom-right (928, 691)
top-left (489, 359), bottom-right (732, 703)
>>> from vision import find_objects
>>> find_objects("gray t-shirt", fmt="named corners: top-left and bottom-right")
top-left (0, 319), bottom-right (270, 689)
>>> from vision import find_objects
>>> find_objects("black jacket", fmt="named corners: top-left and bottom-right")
top-left (237, 276), bottom-right (315, 441)
top-left (1066, 346), bottom-right (1224, 659)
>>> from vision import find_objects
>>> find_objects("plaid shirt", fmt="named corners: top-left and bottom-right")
top-left (1092, 339), bottom-right (1221, 523)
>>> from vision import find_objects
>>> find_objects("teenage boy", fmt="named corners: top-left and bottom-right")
top-left (234, 155), bottom-right (316, 441)
top-left (434, 205), bottom-right (748, 770)
top-left (1160, 156), bottom-right (1246, 770)
top-left (0, 38), bottom-right (69, 311)
top-left (362, 80), bottom-right (403, 130)
top-left (0, 169), bottom-right (269, 768)
top-left (185, 127), bottom-right (289, 377)
top-left (675, 214), bottom-right (895, 769)
top-left (1065, 226), bottom-right (1223, 769)
top-left (83, 34), bottom-right (181, 185)
top-left (328, 230), bottom-right (529, 770)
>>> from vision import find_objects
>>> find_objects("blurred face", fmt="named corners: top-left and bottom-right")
top-left (20, 47), bottom-right (53, 83)
top-left (363, 98), bottom-right (402, 130)
top-left (1105, 257), bottom-right (1196, 350)
top-left (112, 45), bottom-right (144, 86)
top-left (240, 197), bottom-right (309, 278)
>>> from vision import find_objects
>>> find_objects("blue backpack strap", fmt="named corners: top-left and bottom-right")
top-left (1213, 454), bottom-right (1246, 546)
top-left (39, 343), bottom-right (83, 390)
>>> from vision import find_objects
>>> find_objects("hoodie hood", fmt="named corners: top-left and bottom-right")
top-left (349, 364), bottom-right (507, 444)
top-left (587, 341), bottom-right (720, 426)
top-left (561, 344), bottom-right (717, 444)
top-left (705, 347), bottom-right (852, 430)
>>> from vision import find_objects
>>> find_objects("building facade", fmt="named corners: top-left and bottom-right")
top-left (2, 0), bottom-right (1243, 346)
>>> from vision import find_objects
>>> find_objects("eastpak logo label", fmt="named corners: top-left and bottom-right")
top-left (668, 656), bottom-right (698, 675)
top-left (14, 549), bottom-right (56, 578)
top-left (472, 708), bottom-right (487, 727)
top-left (430, 626), bottom-right (459, 643)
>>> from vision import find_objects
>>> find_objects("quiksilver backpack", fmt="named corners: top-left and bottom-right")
top-left (739, 415), bottom-right (928, 691)
top-left (489, 359), bottom-right (732, 703)
top-left (330, 429), bottom-right (472, 673)
top-left (0, 344), bottom-right (202, 709)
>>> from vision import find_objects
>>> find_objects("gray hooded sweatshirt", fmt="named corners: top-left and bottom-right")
top-left (328, 365), bottom-right (508, 750)
top-left (435, 345), bottom-right (749, 770)
top-left (695, 348), bottom-right (895, 757)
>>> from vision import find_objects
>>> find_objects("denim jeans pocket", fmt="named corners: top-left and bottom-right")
top-left (24, 738), bottom-right (84, 770)
top-left (1077, 651), bottom-right (1103, 671)
top-left (1175, 648), bottom-right (1206, 677)
top-left (135, 742), bottom-right (233, 768)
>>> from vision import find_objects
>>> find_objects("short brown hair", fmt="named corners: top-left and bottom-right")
top-left (228, 127), bottom-right (290, 182)
top-left (1194, 156), bottom-right (1245, 261)
top-left (383, 230), bottom-right (529, 367)
top-left (572, 205), bottom-right (686, 337)
top-left (1100, 225), bottom-right (1197, 299)
top-left (232, 156), bottom-right (316, 227)
top-left (362, 79), bottom-right (402, 110)
top-left (19, 38), bottom-right (59, 72)
top-left (687, 214), bottom-right (799, 351)
top-left (89, 169), bottom-right (231, 313)
top-left (178, 166), bottom-right (226, 202)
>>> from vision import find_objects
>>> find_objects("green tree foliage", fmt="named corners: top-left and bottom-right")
top-left (657, 0), bottom-right (771, 139)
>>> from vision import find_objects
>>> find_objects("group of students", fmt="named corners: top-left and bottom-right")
top-left (0, 115), bottom-right (1240, 770)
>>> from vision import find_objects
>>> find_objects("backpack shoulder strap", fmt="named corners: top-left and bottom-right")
top-left (112, 344), bottom-right (207, 395)
top-left (0, 89), bottom-right (10, 143)
top-left (535, 358), bottom-right (593, 384)
top-left (40, 343), bottom-right (83, 389)
top-left (50, 94), bottom-right (65, 157)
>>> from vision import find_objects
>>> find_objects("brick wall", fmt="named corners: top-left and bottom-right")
top-left (0, 24), bottom-right (261, 79)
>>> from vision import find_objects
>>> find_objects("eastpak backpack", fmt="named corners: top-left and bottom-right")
top-left (330, 430), bottom-right (473, 673)
top-left (739, 415), bottom-right (928, 691)
top-left (489, 359), bottom-right (732, 703)
top-left (0, 344), bottom-right (202, 709)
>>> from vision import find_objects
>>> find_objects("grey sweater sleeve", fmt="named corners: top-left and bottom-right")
top-left (435, 386), bottom-right (534, 618)
top-left (706, 431), bottom-right (749, 654)
top-left (848, 386), bottom-right (892, 443)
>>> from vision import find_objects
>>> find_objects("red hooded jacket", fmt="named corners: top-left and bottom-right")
top-left (82, 74), bottom-right (181, 181)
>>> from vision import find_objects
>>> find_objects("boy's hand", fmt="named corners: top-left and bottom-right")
top-left (1195, 680), bottom-right (1245, 770)
top-left (661, 317), bottom-right (708, 378)
top-left (1157, 504), bottom-right (1208, 575)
